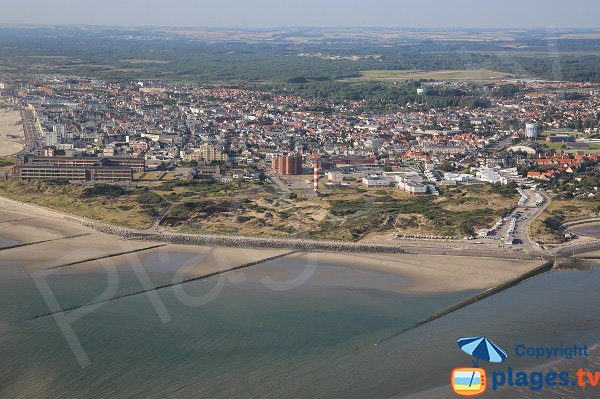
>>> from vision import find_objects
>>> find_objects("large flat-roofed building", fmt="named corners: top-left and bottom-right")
top-left (183, 143), bottom-right (229, 163)
top-left (397, 180), bottom-right (428, 195)
top-left (11, 155), bottom-right (143, 182)
top-left (362, 176), bottom-right (391, 187)
top-left (22, 155), bottom-right (145, 172)
top-left (272, 154), bottom-right (303, 175)
top-left (12, 165), bottom-right (133, 182)
top-left (108, 157), bottom-right (145, 172)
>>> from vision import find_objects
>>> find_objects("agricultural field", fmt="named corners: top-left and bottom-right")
top-left (346, 69), bottom-right (512, 82)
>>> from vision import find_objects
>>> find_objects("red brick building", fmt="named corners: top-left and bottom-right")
top-left (271, 155), bottom-right (303, 175)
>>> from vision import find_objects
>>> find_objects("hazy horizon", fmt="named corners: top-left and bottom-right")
top-left (0, 23), bottom-right (598, 31)
top-left (0, 0), bottom-right (599, 29)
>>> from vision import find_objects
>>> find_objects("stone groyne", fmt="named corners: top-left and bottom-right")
top-left (555, 239), bottom-right (600, 257)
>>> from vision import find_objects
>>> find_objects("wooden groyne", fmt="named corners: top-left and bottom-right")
top-left (29, 250), bottom-right (295, 320)
top-left (45, 244), bottom-right (168, 270)
top-left (0, 233), bottom-right (92, 252)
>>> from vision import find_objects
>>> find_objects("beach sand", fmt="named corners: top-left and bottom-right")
top-left (0, 194), bottom-right (547, 295)
top-left (0, 108), bottom-right (24, 157)
top-left (238, 251), bottom-right (544, 294)
top-left (0, 202), bottom-right (292, 277)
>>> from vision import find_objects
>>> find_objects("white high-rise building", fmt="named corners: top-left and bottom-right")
top-left (53, 124), bottom-right (67, 142)
top-left (45, 130), bottom-right (58, 147)
top-left (525, 123), bottom-right (539, 140)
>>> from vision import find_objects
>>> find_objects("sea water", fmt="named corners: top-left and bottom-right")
top-left (0, 250), bottom-right (599, 398)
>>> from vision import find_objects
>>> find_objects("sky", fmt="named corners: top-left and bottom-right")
top-left (0, 0), bottom-right (599, 28)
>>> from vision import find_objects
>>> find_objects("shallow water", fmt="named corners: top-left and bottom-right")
top-left (572, 222), bottom-right (600, 238)
top-left (0, 236), bottom-right (19, 248)
top-left (398, 267), bottom-right (600, 398)
top-left (1, 246), bottom-right (599, 398)
top-left (0, 250), bottom-right (477, 398)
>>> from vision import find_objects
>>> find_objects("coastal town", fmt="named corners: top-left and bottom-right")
top-left (2, 11), bottom-right (600, 399)
top-left (1, 73), bottom-right (600, 253)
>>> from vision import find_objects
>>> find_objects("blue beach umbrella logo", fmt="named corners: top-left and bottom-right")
top-left (451, 337), bottom-right (508, 396)
top-left (458, 336), bottom-right (508, 367)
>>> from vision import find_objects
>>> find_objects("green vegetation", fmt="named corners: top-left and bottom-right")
top-left (0, 157), bottom-right (15, 167)
top-left (493, 84), bottom-right (520, 98)
top-left (156, 179), bottom-right (265, 200)
top-left (0, 177), bottom-right (518, 241)
top-left (83, 184), bottom-right (128, 197)
top-left (346, 69), bottom-right (512, 82)
top-left (321, 186), bottom-right (514, 240)
top-left (490, 182), bottom-right (519, 198)
top-left (276, 80), bottom-right (490, 110)
top-left (4, 26), bottom-right (600, 86)
top-left (0, 181), bottom-right (167, 229)
top-left (0, 157), bottom-right (16, 172)
top-left (531, 199), bottom-right (600, 244)
top-left (166, 200), bottom-right (241, 219)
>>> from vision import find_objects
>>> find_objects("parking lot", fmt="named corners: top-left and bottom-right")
top-left (483, 189), bottom-right (546, 245)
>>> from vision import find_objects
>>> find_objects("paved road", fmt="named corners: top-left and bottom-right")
top-left (266, 172), bottom-right (292, 194)
top-left (478, 189), bottom-right (550, 250)
top-left (19, 108), bottom-right (44, 154)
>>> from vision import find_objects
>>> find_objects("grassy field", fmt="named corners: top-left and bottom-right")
top-left (541, 129), bottom-right (587, 138)
top-left (345, 69), bottom-right (512, 82)
top-left (160, 181), bottom-right (517, 241)
top-left (0, 181), bottom-right (167, 229)
top-left (530, 198), bottom-right (600, 244)
top-left (0, 156), bottom-right (16, 172)
top-left (541, 142), bottom-right (600, 154)
top-left (0, 179), bottom-right (518, 241)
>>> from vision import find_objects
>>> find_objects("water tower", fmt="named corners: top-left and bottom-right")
top-left (525, 123), bottom-right (539, 140)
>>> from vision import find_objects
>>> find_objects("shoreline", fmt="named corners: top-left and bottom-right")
top-left (376, 257), bottom-right (554, 344)
top-left (0, 195), bottom-right (553, 295)
top-left (0, 194), bottom-right (550, 260)
top-left (0, 196), bottom-right (561, 367)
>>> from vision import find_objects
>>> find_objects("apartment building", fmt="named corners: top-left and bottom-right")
top-left (11, 155), bottom-right (143, 182)
top-left (272, 154), bottom-right (303, 175)
top-left (23, 155), bottom-right (145, 172)
top-left (13, 165), bottom-right (133, 182)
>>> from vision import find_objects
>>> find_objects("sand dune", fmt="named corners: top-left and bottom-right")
top-left (0, 194), bottom-right (546, 295)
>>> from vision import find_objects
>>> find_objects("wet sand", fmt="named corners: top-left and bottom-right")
top-left (246, 252), bottom-right (544, 294)
top-left (0, 196), bottom-right (546, 296)
top-left (0, 197), bottom-right (560, 399)
top-left (0, 108), bottom-right (24, 157)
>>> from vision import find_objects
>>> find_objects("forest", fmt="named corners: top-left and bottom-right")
top-left (2, 26), bottom-right (600, 87)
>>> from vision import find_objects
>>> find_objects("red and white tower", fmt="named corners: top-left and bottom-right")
top-left (313, 163), bottom-right (320, 193)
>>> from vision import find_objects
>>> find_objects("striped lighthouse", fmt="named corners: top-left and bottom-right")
top-left (313, 163), bottom-right (320, 193)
